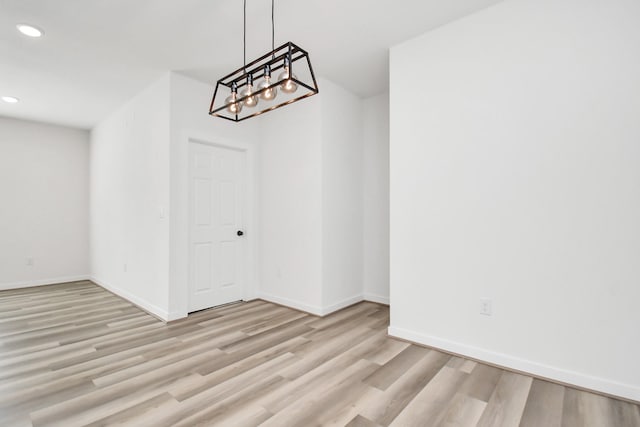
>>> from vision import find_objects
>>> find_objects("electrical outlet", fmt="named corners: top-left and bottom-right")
top-left (26, 257), bottom-right (34, 266)
top-left (480, 298), bottom-right (492, 316)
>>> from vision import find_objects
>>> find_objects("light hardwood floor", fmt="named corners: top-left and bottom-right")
top-left (0, 281), bottom-right (638, 427)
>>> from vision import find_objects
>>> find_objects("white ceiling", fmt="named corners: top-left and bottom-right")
top-left (0, 0), bottom-right (501, 129)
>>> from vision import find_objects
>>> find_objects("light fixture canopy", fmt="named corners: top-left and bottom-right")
top-left (209, 0), bottom-right (318, 122)
top-left (16, 24), bottom-right (44, 38)
top-left (1, 96), bottom-right (20, 104)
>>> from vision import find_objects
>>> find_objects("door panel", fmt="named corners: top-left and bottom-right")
top-left (189, 142), bottom-right (245, 312)
top-left (193, 243), bottom-right (213, 293)
top-left (194, 178), bottom-right (212, 225)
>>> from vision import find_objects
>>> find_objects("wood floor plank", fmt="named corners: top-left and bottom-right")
top-left (172, 375), bottom-right (286, 427)
top-left (259, 359), bottom-right (380, 427)
top-left (436, 392), bottom-right (487, 427)
top-left (459, 359), bottom-right (477, 374)
top-left (388, 366), bottom-right (468, 426)
top-left (279, 323), bottom-right (381, 381)
top-left (364, 336), bottom-right (409, 365)
top-left (0, 281), bottom-right (637, 427)
top-left (257, 331), bottom-right (388, 415)
top-left (156, 354), bottom-right (297, 426)
top-left (325, 385), bottom-right (383, 426)
top-left (83, 392), bottom-right (179, 427)
top-left (363, 344), bottom-right (431, 391)
top-left (609, 397), bottom-right (640, 426)
top-left (457, 363), bottom-right (503, 403)
top-left (170, 336), bottom-right (308, 401)
top-left (360, 349), bottom-right (452, 425)
top-left (30, 351), bottom-right (221, 426)
top-left (561, 387), bottom-right (625, 427)
top-left (306, 302), bottom-right (379, 330)
top-left (519, 378), bottom-right (565, 427)
top-left (346, 415), bottom-right (384, 427)
top-left (475, 371), bottom-right (533, 427)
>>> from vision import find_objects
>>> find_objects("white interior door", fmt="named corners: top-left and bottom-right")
top-left (188, 142), bottom-right (245, 312)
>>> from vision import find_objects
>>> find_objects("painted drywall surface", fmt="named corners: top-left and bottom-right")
top-left (362, 93), bottom-right (390, 304)
top-left (257, 94), bottom-right (324, 314)
top-left (257, 77), bottom-right (369, 315)
top-left (168, 72), bottom-right (260, 319)
top-left (90, 71), bottom-right (374, 319)
top-left (320, 79), bottom-right (365, 309)
top-left (90, 74), bottom-right (172, 319)
top-left (0, 117), bottom-right (89, 289)
top-left (389, 0), bottom-right (640, 400)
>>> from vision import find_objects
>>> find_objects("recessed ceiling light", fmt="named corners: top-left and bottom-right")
top-left (16, 24), bottom-right (44, 38)
top-left (1, 96), bottom-right (20, 104)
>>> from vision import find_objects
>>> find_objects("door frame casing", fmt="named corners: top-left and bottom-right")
top-left (169, 131), bottom-right (258, 320)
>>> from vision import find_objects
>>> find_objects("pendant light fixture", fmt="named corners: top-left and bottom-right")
top-left (209, 0), bottom-right (319, 122)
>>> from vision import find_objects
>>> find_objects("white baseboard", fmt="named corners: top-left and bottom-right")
top-left (0, 275), bottom-right (90, 291)
top-left (258, 292), bottom-right (366, 317)
top-left (388, 325), bottom-right (640, 403)
top-left (166, 311), bottom-right (187, 322)
top-left (257, 292), bottom-right (325, 316)
top-left (90, 276), bottom-right (172, 322)
top-left (321, 294), bottom-right (365, 316)
top-left (363, 293), bottom-right (390, 305)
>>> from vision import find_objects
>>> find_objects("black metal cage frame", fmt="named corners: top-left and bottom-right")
top-left (209, 42), bottom-right (319, 122)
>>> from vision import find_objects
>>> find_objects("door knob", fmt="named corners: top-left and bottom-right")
top-left (237, 230), bottom-right (244, 236)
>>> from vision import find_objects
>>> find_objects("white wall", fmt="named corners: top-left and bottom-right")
top-left (0, 117), bottom-right (89, 289)
top-left (389, 0), bottom-right (640, 401)
top-left (89, 72), bottom-right (384, 320)
top-left (362, 93), bottom-right (390, 304)
top-left (169, 73), bottom-right (365, 318)
top-left (90, 74), bottom-right (172, 319)
top-left (257, 94), bottom-right (324, 314)
top-left (258, 77), bottom-right (366, 315)
top-left (321, 79), bottom-right (364, 310)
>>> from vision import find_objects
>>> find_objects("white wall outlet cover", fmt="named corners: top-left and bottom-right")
top-left (480, 298), bottom-right (492, 316)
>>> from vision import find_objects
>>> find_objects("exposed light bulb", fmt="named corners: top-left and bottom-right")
top-left (225, 94), bottom-right (242, 114)
top-left (278, 58), bottom-right (298, 94)
top-left (1, 96), bottom-right (19, 104)
top-left (258, 65), bottom-right (278, 101)
top-left (259, 76), bottom-right (278, 101)
top-left (240, 76), bottom-right (259, 108)
top-left (225, 87), bottom-right (243, 114)
top-left (278, 66), bottom-right (298, 94)
top-left (240, 86), bottom-right (258, 108)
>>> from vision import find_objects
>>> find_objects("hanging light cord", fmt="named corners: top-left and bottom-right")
top-left (243, 0), bottom-right (247, 72)
top-left (244, 0), bottom-right (274, 67)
